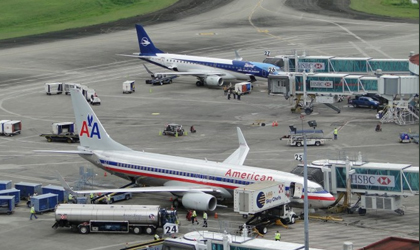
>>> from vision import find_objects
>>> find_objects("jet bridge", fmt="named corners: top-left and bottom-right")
top-left (305, 158), bottom-right (419, 215)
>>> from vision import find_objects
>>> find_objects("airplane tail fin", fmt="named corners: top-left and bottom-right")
top-left (70, 88), bottom-right (132, 151)
top-left (136, 24), bottom-right (164, 56)
top-left (223, 127), bottom-right (250, 165)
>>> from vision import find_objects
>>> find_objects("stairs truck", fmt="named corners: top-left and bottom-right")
top-left (40, 122), bottom-right (79, 143)
top-left (52, 204), bottom-right (179, 235)
top-left (234, 181), bottom-right (297, 235)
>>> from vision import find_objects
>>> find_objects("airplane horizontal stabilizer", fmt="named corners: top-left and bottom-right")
top-left (222, 127), bottom-right (250, 166)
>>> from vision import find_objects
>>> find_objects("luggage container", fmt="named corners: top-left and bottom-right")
top-left (31, 193), bottom-right (58, 213)
top-left (0, 180), bottom-right (12, 190)
top-left (0, 120), bottom-right (21, 136)
top-left (45, 82), bottom-right (63, 95)
top-left (122, 80), bottom-right (135, 93)
top-left (42, 185), bottom-right (68, 203)
top-left (0, 196), bottom-right (15, 214)
top-left (0, 188), bottom-right (20, 205)
top-left (15, 182), bottom-right (42, 199)
top-left (235, 82), bottom-right (252, 95)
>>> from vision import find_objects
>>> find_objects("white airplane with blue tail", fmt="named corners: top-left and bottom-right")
top-left (121, 24), bottom-right (281, 87)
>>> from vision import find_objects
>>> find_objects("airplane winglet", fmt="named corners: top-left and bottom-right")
top-left (234, 50), bottom-right (243, 61)
top-left (143, 64), bottom-right (155, 77)
top-left (222, 127), bottom-right (250, 165)
top-left (55, 171), bottom-right (77, 195)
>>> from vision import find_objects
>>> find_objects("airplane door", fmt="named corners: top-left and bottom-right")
top-left (293, 183), bottom-right (303, 198)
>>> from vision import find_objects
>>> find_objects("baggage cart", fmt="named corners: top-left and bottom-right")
top-left (122, 80), bottom-right (135, 93)
top-left (0, 188), bottom-right (20, 205)
top-left (0, 120), bottom-right (21, 136)
top-left (42, 185), bottom-right (68, 203)
top-left (31, 193), bottom-right (58, 213)
top-left (0, 180), bottom-right (12, 190)
top-left (45, 82), bottom-right (63, 95)
top-left (0, 196), bottom-right (15, 214)
top-left (15, 182), bottom-right (42, 199)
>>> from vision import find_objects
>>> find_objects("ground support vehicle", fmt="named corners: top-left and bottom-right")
top-left (348, 96), bottom-right (381, 109)
top-left (31, 193), bottom-right (58, 213)
top-left (162, 124), bottom-right (184, 136)
top-left (280, 129), bottom-right (330, 147)
top-left (45, 82), bottom-right (63, 95)
top-left (40, 122), bottom-right (79, 143)
top-left (234, 182), bottom-right (296, 235)
top-left (146, 76), bottom-right (177, 85)
top-left (0, 188), bottom-right (20, 206)
top-left (399, 133), bottom-right (411, 143)
top-left (97, 192), bottom-right (132, 204)
top-left (123, 80), bottom-right (135, 93)
top-left (0, 180), bottom-right (12, 190)
top-left (235, 82), bottom-right (252, 95)
top-left (0, 120), bottom-right (21, 136)
top-left (42, 185), bottom-right (68, 203)
top-left (0, 196), bottom-right (15, 215)
top-left (14, 182), bottom-right (42, 199)
top-left (53, 204), bottom-right (179, 235)
top-left (89, 96), bottom-right (101, 105)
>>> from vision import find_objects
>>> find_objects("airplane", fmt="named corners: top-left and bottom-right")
top-left (36, 88), bottom-right (335, 211)
top-left (120, 24), bottom-right (281, 87)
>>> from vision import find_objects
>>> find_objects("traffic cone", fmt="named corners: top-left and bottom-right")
top-left (104, 172), bottom-right (107, 177)
top-left (214, 212), bottom-right (218, 219)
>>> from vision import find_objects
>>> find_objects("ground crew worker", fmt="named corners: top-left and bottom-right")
top-left (30, 205), bottom-right (38, 220)
top-left (154, 234), bottom-right (160, 240)
top-left (333, 128), bottom-right (338, 140)
top-left (191, 210), bottom-right (198, 225)
top-left (203, 211), bottom-right (208, 227)
top-left (275, 231), bottom-right (281, 241)
top-left (106, 194), bottom-right (111, 204)
top-left (68, 193), bottom-right (73, 203)
top-left (90, 193), bottom-right (95, 204)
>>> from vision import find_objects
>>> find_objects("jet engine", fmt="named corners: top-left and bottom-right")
top-left (205, 76), bottom-right (224, 86)
top-left (182, 192), bottom-right (217, 211)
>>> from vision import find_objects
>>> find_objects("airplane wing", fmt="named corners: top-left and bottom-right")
top-left (68, 186), bottom-right (220, 195)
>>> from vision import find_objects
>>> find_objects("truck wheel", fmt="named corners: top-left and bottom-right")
top-left (47, 137), bottom-right (52, 142)
top-left (315, 141), bottom-right (320, 146)
top-left (125, 195), bottom-right (130, 200)
top-left (144, 226), bottom-right (155, 235)
top-left (291, 216), bottom-right (296, 224)
top-left (79, 226), bottom-right (90, 234)
top-left (257, 226), bottom-right (268, 235)
top-left (133, 227), bottom-right (142, 234)
top-left (296, 142), bottom-right (302, 147)
top-left (109, 199), bottom-right (114, 204)
top-left (67, 138), bottom-right (72, 143)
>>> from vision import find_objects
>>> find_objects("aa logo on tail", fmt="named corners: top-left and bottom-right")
top-left (80, 115), bottom-right (101, 139)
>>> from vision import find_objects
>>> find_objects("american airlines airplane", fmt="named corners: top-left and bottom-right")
top-left (39, 89), bottom-right (335, 211)
top-left (122, 24), bottom-right (281, 87)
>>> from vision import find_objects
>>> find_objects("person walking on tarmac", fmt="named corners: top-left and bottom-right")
top-left (202, 211), bottom-right (208, 227)
top-left (90, 193), bottom-right (95, 204)
top-left (275, 231), bottom-right (281, 241)
top-left (154, 233), bottom-right (160, 240)
top-left (333, 128), bottom-right (338, 140)
top-left (106, 194), bottom-right (111, 204)
top-left (191, 210), bottom-right (198, 225)
top-left (30, 205), bottom-right (38, 220)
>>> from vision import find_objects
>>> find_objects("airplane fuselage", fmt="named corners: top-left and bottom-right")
top-left (141, 53), bottom-right (277, 81)
top-left (83, 149), bottom-right (335, 209)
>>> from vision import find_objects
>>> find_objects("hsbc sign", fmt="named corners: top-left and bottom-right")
top-left (351, 174), bottom-right (395, 187)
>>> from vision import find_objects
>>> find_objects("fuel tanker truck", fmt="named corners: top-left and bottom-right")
top-left (52, 204), bottom-right (178, 235)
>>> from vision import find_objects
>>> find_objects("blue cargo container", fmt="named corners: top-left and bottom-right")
top-left (31, 193), bottom-right (58, 213)
top-left (15, 182), bottom-right (42, 199)
top-left (0, 195), bottom-right (15, 214)
top-left (0, 180), bottom-right (12, 190)
top-left (42, 185), bottom-right (67, 203)
top-left (0, 188), bottom-right (20, 205)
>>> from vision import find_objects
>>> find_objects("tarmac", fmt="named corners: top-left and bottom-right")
top-left (0, 0), bottom-right (418, 249)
